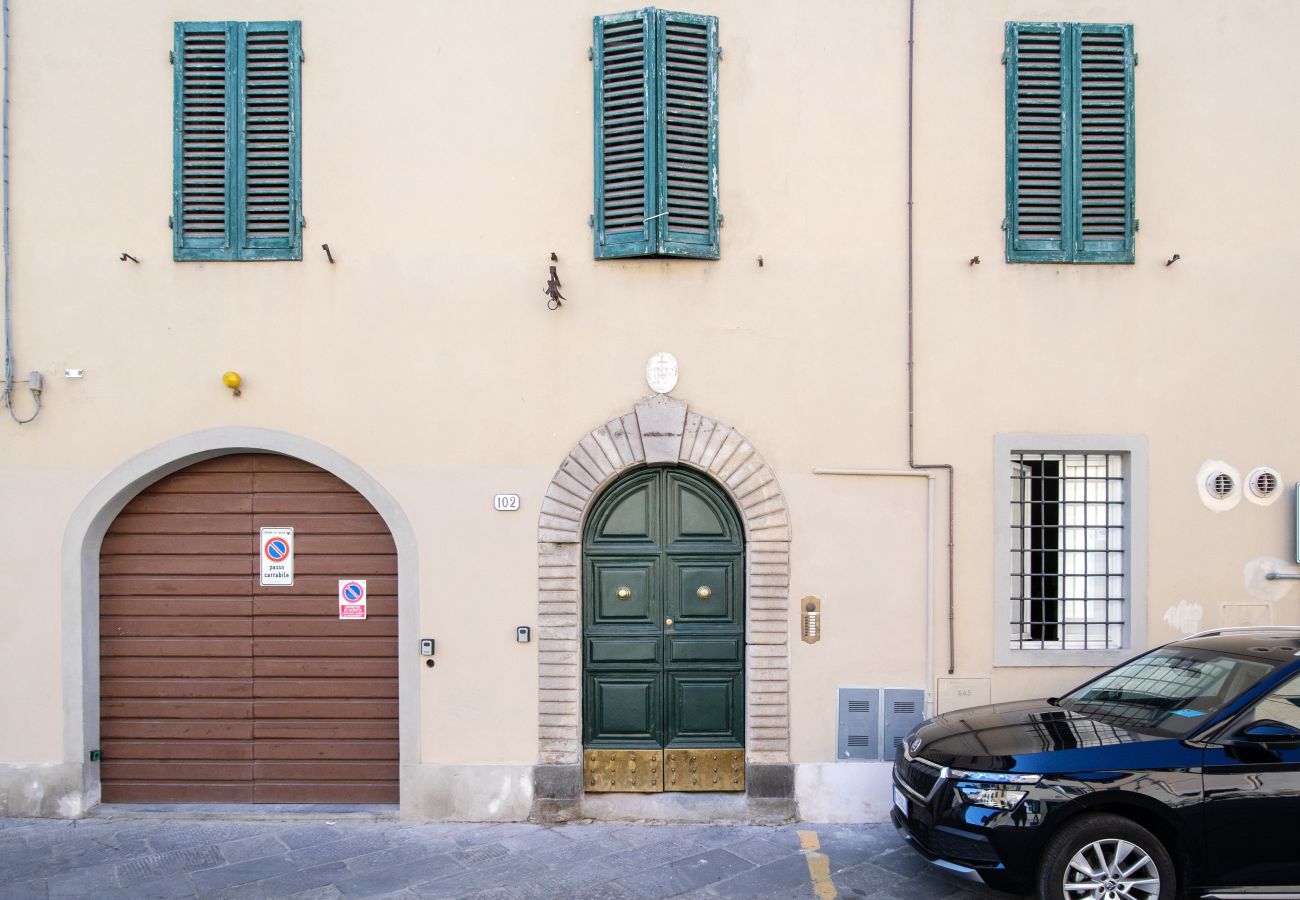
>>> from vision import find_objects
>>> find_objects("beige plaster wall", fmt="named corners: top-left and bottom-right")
top-left (2, 0), bottom-right (1298, 782)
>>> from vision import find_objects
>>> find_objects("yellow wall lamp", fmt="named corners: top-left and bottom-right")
top-left (221, 370), bottom-right (243, 398)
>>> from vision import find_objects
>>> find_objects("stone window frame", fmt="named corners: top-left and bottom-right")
top-left (993, 432), bottom-right (1148, 668)
top-left (537, 396), bottom-right (792, 767)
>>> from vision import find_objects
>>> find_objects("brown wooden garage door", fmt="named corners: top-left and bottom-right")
top-left (99, 453), bottom-right (398, 803)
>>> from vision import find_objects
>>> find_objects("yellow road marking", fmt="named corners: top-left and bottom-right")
top-left (797, 829), bottom-right (839, 900)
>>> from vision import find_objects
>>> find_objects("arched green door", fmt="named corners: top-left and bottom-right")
top-left (583, 467), bottom-right (745, 791)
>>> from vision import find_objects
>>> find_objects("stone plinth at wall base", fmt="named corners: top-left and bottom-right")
top-left (400, 765), bottom-right (535, 822)
top-left (576, 792), bottom-right (795, 824)
top-left (0, 763), bottom-right (96, 818)
top-left (529, 763), bottom-right (796, 824)
top-left (794, 762), bottom-right (896, 824)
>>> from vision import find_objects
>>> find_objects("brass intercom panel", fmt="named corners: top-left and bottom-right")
top-left (801, 595), bottom-right (822, 643)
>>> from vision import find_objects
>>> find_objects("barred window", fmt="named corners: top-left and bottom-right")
top-left (1010, 452), bottom-right (1126, 651)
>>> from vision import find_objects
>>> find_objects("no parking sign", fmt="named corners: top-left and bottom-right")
top-left (260, 527), bottom-right (294, 586)
top-left (339, 580), bottom-right (367, 620)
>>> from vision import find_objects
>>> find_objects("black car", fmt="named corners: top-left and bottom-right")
top-left (891, 627), bottom-right (1300, 899)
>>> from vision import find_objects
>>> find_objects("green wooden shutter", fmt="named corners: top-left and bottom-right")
top-left (1073, 24), bottom-right (1133, 263)
top-left (656, 10), bottom-right (719, 259)
top-left (1007, 22), bottom-right (1134, 264)
top-left (174, 22), bottom-right (236, 259)
top-left (594, 10), bottom-right (654, 259)
top-left (1006, 22), bottom-right (1068, 262)
top-left (238, 22), bottom-right (302, 259)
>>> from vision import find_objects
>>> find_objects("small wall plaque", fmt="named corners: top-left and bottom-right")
top-left (645, 352), bottom-right (679, 394)
top-left (494, 493), bottom-right (520, 511)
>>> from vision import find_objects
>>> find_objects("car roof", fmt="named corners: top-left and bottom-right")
top-left (1173, 627), bottom-right (1300, 661)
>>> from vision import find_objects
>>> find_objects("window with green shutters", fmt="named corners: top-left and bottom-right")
top-left (1005, 22), bottom-right (1134, 264)
top-left (593, 9), bottom-right (719, 260)
top-left (174, 21), bottom-right (302, 261)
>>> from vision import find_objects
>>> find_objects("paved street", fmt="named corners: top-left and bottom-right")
top-left (0, 814), bottom-right (1012, 900)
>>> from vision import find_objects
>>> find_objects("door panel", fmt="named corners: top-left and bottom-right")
top-left (585, 673), bottom-right (661, 747)
top-left (667, 636), bottom-right (743, 666)
top-left (588, 559), bottom-right (660, 628)
top-left (583, 466), bottom-right (746, 784)
top-left (667, 558), bottom-right (741, 627)
top-left (667, 672), bottom-right (743, 746)
top-left (589, 472), bottom-right (659, 546)
top-left (587, 637), bottom-right (661, 667)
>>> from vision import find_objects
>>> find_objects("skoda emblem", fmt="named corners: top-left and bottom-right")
top-left (909, 736), bottom-right (923, 755)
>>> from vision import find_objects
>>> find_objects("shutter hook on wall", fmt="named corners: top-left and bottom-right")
top-left (968, 255), bottom-right (980, 266)
top-left (544, 254), bottom-right (565, 310)
top-left (321, 243), bottom-right (335, 264)
top-left (1165, 253), bottom-right (1180, 267)
top-left (119, 252), bottom-right (139, 263)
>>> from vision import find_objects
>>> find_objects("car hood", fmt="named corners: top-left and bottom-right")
top-left (908, 699), bottom-right (1169, 772)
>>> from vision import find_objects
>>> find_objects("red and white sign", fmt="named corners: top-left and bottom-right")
top-left (338, 579), bottom-right (367, 620)
top-left (260, 527), bottom-right (294, 586)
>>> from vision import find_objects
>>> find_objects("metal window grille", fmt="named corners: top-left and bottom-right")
top-left (1011, 452), bottom-right (1125, 650)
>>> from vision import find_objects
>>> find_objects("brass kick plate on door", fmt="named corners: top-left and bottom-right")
top-left (664, 749), bottom-right (745, 792)
top-left (584, 749), bottom-right (663, 792)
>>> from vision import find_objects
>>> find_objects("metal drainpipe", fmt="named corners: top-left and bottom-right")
top-left (2, 0), bottom-right (12, 410)
top-left (905, 0), bottom-right (956, 676)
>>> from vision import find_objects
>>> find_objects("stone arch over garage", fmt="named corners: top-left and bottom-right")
top-left (61, 427), bottom-right (419, 816)
top-left (536, 395), bottom-right (792, 774)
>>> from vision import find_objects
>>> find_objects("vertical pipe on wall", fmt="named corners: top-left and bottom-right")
top-left (905, 0), bottom-right (956, 676)
top-left (2, 0), bottom-right (12, 409)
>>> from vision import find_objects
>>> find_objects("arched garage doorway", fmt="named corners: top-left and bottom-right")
top-left (98, 452), bottom-right (399, 803)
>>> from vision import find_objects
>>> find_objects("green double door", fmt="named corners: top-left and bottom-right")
top-left (583, 467), bottom-right (745, 763)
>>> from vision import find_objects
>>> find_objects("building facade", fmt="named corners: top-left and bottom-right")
top-left (1, 0), bottom-right (1296, 823)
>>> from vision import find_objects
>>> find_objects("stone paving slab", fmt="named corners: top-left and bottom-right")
top-left (0, 817), bottom-right (1013, 899)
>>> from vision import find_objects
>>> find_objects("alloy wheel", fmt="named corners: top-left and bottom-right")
top-left (1062, 838), bottom-right (1161, 900)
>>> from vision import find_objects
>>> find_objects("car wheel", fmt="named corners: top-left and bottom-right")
top-left (1036, 813), bottom-right (1174, 900)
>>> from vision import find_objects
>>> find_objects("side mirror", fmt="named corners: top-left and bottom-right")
top-left (1233, 720), bottom-right (1300, 746)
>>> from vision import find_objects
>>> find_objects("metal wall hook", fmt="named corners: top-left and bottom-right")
top-left (119, 252), bottom-right (139, 263)
top-left (544, 264), bottom-right (566, 310)
top-left (1165, 253), bottom-right (1180, 267)
top-left (321, 243), bottom-right (335, 264)
top-left (969, 255), bottom-right (980, 266)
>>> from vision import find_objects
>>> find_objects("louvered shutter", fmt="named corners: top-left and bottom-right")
top-left (1006, 22), bottom-right (1068, 262)
top-left (594, 11), bottom-right (654, 259)
top-left (656, 11), bottom-right (719, 259)
top-left (1074, 24), bottom-right (1133, 262)
top-left (1007, 22), bottom-right (1134, 264)
top-left (238, 22), bottom-right (301, 258)
top-left (174, 22), bottom-right (236, 258)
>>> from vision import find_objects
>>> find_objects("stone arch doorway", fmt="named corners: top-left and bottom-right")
top-left (534, 396), bottom-right (793, 814)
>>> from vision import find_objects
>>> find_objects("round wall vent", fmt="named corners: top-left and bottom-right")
top-left (1207, 470), bottom-right (1236, 499)
top-left (1249, 468), bottom-right (1280, 498)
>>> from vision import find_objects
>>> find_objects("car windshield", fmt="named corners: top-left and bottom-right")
top-left (1059, 646), bottom-right (1276, 737)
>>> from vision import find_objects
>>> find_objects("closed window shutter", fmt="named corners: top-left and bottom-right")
top-left (239, 22), bottom-right (301, 258)
top-left (174, 22), bottom-right (235, 258)
top-left (1007, 22), bottom-right (1134, 264)
top-left (594, 11), bottom-right (654, 259)
top-left (656, 10), bottom-right (718, 259)
top-left (1006, 22), bottom-right (1068, 261)
top-left (1074, 24), bottom-right (1133, 262)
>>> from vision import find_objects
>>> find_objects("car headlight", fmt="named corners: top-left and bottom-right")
top-left (955, 782), bottom-right (1029, 811)
top-left (948, 770), bottom-right (1040, 811)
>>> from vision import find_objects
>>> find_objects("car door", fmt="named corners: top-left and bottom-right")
top-left (1202, 669), bottom-right (1300, 887)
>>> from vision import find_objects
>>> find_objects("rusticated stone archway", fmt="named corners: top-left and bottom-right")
top-left (536, 395), bottom-right (791, 787)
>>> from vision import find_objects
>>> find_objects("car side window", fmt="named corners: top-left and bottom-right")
top-left (1242, 671), bottom-right (1300, 729)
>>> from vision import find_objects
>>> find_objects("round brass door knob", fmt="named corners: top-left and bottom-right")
top-left (665, 617), bottom-right (673, 626)
top-left (616, 587), bottom-right (631, 599)
top-left (696, 586), bottom-right (712, 599)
